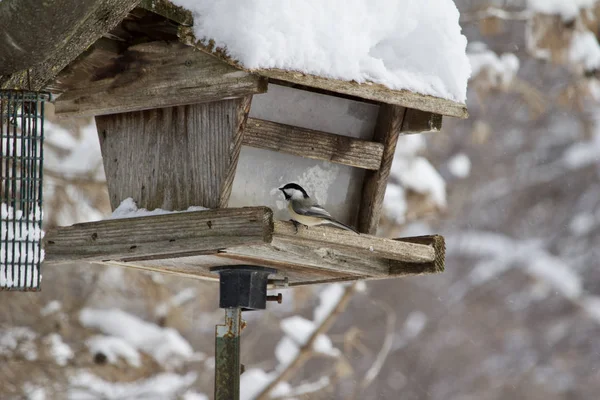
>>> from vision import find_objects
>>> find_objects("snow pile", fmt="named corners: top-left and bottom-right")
top-left (68, 371), bottom-right (197, 400)
top-left (43, 333), bottom-right (74, 366)
top-left (239, 369), bottom-right (291, 400)
top-left (527, 0), bottom-right (598, 21)
top-left (0, 327), bottom-right (37, 361)
top-left (22, 383), bottom-right (46, 400)
top-left (109, 198), bottom-right (208, 219)
top-left (86, 335), bottom-right (141, 367)
top-left (468, 48), bottom-right (519, 88)
top-left (79, 308), bottom-right (194, 369)
top-left (569, 30), bottom-right (600, 72)
top-left (448, 153), bottom-right (472, 178)
top-left (173, 0), bottom-right (470, 102)
top-left (562, 120), bottom-right (600, 169)
top-left (40, 300), bottom-right (62, 317)
top-left (155, 288), bottom-right (197, 319)
top-left (1, 202), bottom-right (43, 289)
top-left (384, 134), bottom-right (446, 224)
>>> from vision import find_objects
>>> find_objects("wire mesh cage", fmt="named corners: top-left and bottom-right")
top-left (1, 90), bottom-right (49, 291)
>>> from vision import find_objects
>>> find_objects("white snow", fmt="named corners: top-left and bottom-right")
top-left (402, 311), bottom-right (428, 339)
top-left (44, 333), bottom-right (74, 366)
top-left (569, 30), bottom-right (600, 71)
top-left (68, 371), bottom-right (197, 400)
top-left (569, 213), bottom-right (596, 236)
top-left (394, 156), bottom-right (447, 208)
top-left (182, 391), bottom-right (209, 400)
top-left (562, 130), bottom-right (600, 169)
top-left (239, 368), bottom-right (291, 400)
top-left (313, 284), bottom-right (344, 324)
top-left (382, 184), bottom-right (408, 224)
top-left (527, 0), bottom-right (598, 21)
top-left (86, 335), bottom-right (141, 367)
top-left (1, 202), bottom-right (44, 289)
top-left (172, 0), bottom-right (470, 102)
top-left (469, 49), bottom-right (519, 87)
top-left (448, 153), bottom-right (472, 178)
top-left (155, 288), bottom-right (197, 319)
top-left (0, 327), bottom-right (37, 361)
top-left (109, 198), bottom-right (208, 219)
top-left (40, 300), bottom-right (62, 317)
top-left (23, 383), bottom-right (46, 400)
top-left (79, 308), bottom-right (194, 369)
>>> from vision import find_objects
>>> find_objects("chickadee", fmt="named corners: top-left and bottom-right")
top-left (278, 183), bottom-right (359, 234)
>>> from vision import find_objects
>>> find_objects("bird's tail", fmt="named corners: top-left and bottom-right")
top-left (326, 219), bottom-right (360, 234)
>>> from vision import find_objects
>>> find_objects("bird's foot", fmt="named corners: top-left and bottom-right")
top-left (290, 219), bottom-right (300, 234)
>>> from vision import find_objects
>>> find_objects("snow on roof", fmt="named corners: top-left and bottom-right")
top-left (527, 0), bottom-right (598, 21)
top-left (172, 0), bottom-right (470, 103)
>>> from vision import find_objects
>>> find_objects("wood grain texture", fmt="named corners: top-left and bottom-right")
top-left (54, 41), bottom-right (267, 118)
top-left (43, 207), bottom-right (274, 263)
top-left (139, 0), bottom-right (193, 25)
top-left (219, 95), bottom-right (252, 208)
top-left (243, 117), bottom-right (384, 170)
top-left (357, 104), bottom-right (406, 234)
top-left (0, 0), bottom-right (140, 90)
top-left (96, 98), bottom-right (253, 211)
top-left (401, 109), bottom-right (443, 133)
top-left (273, 221), bottom-right (435, 263)
top-left (179, 36), bottom-right (468, 119)
top-left (389, 235), bottom-right (445, 276)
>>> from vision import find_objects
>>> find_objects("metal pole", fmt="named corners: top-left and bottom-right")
top-left (215, 307), bottom-right (242, 400)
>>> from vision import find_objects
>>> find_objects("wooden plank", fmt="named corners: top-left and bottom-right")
top-left (221, 242), bottom-right (389, 277)
top-left (43, 207), bottom-right (273, 263)
top-left (357, 104), bottom-right (406, 234)
top-left (179, 36), bottom-right (468, 119)
top-left (96, 97), bottom-right (252, 211)
top-left (401, 109), bottom-right (443, 133)
top-left (389, 235), bottom-right (445, 275)
top-left (53, 41), bottom-right (267, 118)
top-left (0, 0), bottom-right (140, 90)
top-left (272, 221), bottom-right (435, 263)
top-left (243, 117), bottom-right (384, 170)
top-left (139, 0), bottom-right (193, 25)
top-left (219, 95), bottom-right (252, 208)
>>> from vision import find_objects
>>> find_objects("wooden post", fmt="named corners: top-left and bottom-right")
top-left (95, 96), bottom-right (252, 211)
top-left (357, 104), bottom-right (406, 234)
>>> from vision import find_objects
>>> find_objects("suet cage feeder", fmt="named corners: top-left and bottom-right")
top-left (0, 90), bottom-right (48, 291)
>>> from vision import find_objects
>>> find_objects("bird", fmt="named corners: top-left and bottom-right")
top-left (278, 183), bottom-right (359, 234)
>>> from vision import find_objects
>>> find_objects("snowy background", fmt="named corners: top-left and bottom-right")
top-left (2, 0), bottom-right (600, 398)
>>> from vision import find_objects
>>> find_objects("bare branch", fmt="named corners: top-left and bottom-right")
top-left (255, 283), bottom-right (359, 400)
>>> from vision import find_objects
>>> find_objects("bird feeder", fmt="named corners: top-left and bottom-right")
top-left (0, 90), bottom-right (48, 291)
top-left (0, 1), bottom-right (468, 398)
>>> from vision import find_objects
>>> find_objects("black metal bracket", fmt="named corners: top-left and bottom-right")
top-left (210, 265), bottom-right (281, 400)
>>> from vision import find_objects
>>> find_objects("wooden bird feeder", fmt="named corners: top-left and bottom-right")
top-left (10, 0), bottom-right (468, 286)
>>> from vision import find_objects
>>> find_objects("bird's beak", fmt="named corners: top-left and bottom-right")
top-left (278, 188), bottom-right (284, 192)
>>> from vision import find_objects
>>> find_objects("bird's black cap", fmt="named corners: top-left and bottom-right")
top-left (278, 183), bottom-right (309, 199)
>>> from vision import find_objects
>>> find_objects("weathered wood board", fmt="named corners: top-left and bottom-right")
top-left (44, 208), bottom-right (445, 286)
top-left (96, 96), bottom-right (251, 211)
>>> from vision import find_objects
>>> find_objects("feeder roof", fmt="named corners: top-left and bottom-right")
top-left (173, 0), bottom-right (470, 118)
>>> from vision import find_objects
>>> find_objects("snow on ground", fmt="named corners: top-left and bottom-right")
top-left (85, 335), bottom-right (141, 367)
top-left (44, 333), bottom-right (74, 366)
top-left (468, 48), bottom-right (519, 88)
top-left (109, 198), bottom-right (208, 219)
top-left (155, 288), bottom-right (197, 319)
top-left (1, 203), bottom-right (43, 289)
top-left (527, 0), bottom-right (598, 21)
top-left (313, 283), bottom-right (344, 324)
top-left (172, 0), bottom-right (470, 102)
top-left (79, 308), bottom-right (194, 369)
top-left (0, 327), bottom-right (37, 361)
top-left (22, 383), bottom-right (46, 400)
top-left (68, 371), bottom-right (197, 400)
top-left (569, 30), bottom-right (600, 72)
top-left (448, 153), bottom-right (472, 178)
top-left (40, 300), bottom-right (62, 317)
top-left (239, 368), bottom-right (291, 400)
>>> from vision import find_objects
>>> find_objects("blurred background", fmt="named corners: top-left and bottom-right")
top-left (2, 0), bottom-right (600, 399)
